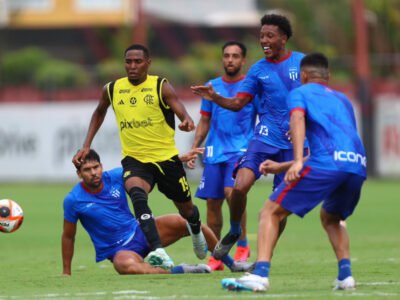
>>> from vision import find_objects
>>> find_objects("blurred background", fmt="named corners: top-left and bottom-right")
top-left (0, 0), bottom-right (399, 181)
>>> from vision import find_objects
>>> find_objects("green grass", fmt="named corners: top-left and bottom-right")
top-left (1, 179), bottom-right (399, 299)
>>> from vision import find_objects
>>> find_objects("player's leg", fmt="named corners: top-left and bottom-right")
top-left (214, 141), bottom-right (273, 259)
top-left (122, 156), bottom-right (174, 269)
top-left (157, 156), bottom-right (207, 259)
top-left (195, 162), bottom-right (227, 269)
top-left (222, 167), bottom-right (330, 292)
top-left (113, 250), bottom-right (169, 274)
top-left (321, 173), bottom-right (365, 290)
top-left (195, 163), bottom-right (226, 238)
top-left (122, 157), bottom-right (163, 250)
top-left (206, 199), bottom-right (224, 238)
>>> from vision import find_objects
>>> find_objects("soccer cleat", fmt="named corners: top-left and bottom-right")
top-left (178, 263), bottom-right (211, 274)
top-left (333, 276), bottom-right (356, 290)
top-left (186, 223), bottom-right (208, 259)
top-left (229, 261), bottom-right (254, 273)
top-left (221, 273), bottom-right (269, 292)
top-left (147, 248), bottom-right (174, 270)
top-left (212, 232), bottom-right (241, 260)
top-left (234, 245), bottom-right (250, 262)
top-left (207, 256), bottom-right (224, 271)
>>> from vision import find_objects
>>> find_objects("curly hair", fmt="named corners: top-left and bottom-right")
top-left (260, 14), bottom-right (292, 39)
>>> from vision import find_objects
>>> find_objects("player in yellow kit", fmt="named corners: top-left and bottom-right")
top-left (73, 44), bottom-right (207, 270)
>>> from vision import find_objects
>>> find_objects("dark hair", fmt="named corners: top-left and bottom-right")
top-left (76, 149), bottom-right (101, 170)
top-left (260, 14), bottom-right (292, 39)
top-left (222, 41), bottom-right (247, 57)
top-left (124, 44), bottom-right (150, 58)
top-left (300, 53), bottom-right (329, 69)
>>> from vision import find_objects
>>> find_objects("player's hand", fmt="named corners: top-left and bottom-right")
top-left (180, 147), bottom-right (204, 164)
top-left (190, 84), bottom-right (216, 101)
top-left (72, 147), bottom-right (90, 168)
top-left (178, 117), bottom-right (195, 132)
top-left (259, 159), bottom-right (282, 175)
top-left (284, 160), bottom-right (303, 184)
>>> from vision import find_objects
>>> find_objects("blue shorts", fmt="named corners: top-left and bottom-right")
top-left (107, 226), bottom-right (151, 261)
top-left (195, 156), bottom-right (240, 200)
top-left (270, 166), bottom-right (365, 219)
top-left (234, 140), bottom-right (298, 190)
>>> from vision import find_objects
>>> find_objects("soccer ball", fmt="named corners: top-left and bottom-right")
top-left (0, 199), bottom-right (24, 233)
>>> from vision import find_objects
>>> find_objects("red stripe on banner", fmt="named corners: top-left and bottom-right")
top-left (275, 166), bottom-right (312, 204)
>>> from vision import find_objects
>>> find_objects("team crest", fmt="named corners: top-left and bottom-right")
top-left (144, 94), bottom-right (154, 105)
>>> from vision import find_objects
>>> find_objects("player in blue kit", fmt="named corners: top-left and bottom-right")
top-left (221, 53), bottom-right (367, 292)
top-left (191, 14), bottom-right (306, 259)
top-left (62, 149), bottom-right (253, 275)
top-left (189, 41), bottom-right (257, 270)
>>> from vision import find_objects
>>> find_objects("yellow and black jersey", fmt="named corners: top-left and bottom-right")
top-left (106, 75), bottom-right (179, 163)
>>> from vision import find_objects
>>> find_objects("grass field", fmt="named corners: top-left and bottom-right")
top-left (1, 178), bottom-right (399, 299)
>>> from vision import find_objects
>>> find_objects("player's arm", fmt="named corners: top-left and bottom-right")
top-left (284, 109), bottom-right (306, 183)
top-left (191, 84), bottom-right (252, 112)
top-left (259, 159), bottom-right (294, 175)
top-left (61, 220), bottom-right (77, 276)
top-left (161, 81), bottom-right (195, 132)
top-left (72, 86), bottom-right (111, 167)
top-left (186, 114), bottom-right (210, 169)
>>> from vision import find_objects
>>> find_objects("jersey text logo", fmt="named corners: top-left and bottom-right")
top-left (120, 118), bottom-right (153, 130)
top-left (333, 151), bottom-right (367, 167)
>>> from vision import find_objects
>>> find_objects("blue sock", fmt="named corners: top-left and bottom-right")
top-left (171, 266), bottom-right (184, 274)
top-left (252, 261), bottom-right (270, 278)
top-left (230, 221), bottom-right (241, 235)
top-left (237, 238), bottom-right (248, 247)
top-left (338, 258), bottom-right (352, 280)
top-left (221, 255), bottom-right (234, 268)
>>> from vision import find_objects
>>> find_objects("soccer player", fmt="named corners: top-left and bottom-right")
top-left (221, 53), bottom-right (367, 292)
top-left (72, 44), bottom-right (206, 270)
top-left (191, 14), bottom-right (306, 259)
top-left (189, 41), bottom-right (257, 270)
top-left (62, 149), bottom-right (253, 275)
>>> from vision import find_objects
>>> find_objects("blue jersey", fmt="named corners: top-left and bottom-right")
top-left (239, 51), bottom-right (304, 149)
top-left (287, 83), bottom-right (367, 177)
top-left (201, 76), bottom-right (257, 164)
top-left (63, 168), bottom-right (138, 262)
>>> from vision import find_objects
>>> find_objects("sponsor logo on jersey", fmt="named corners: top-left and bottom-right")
top-left (259, 75), bottom-right (270, 80)
top-left (118, 99), bottom-right (124, 105)
top-left (333, 151), bottom-right (367, 167)
top-left (120, 118), bottom-right (153, 130)
top-left (119, 89), bottom-right (130, 94)
top-left (141, 88), bottom-right (152, 92)
top-left (143, 94), bottom-right (154, 105)
top-left (130, 97), bottom-right (137, 105)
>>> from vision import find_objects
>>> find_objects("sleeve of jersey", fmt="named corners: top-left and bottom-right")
top-left (236, 66), bottom-right (258, 100)
top-left (63, 194), bottom-right (78, 223)
top-left (287, 89), bottom-right (306, 116)
top-left (200, 98), bottom-right (211, 117)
